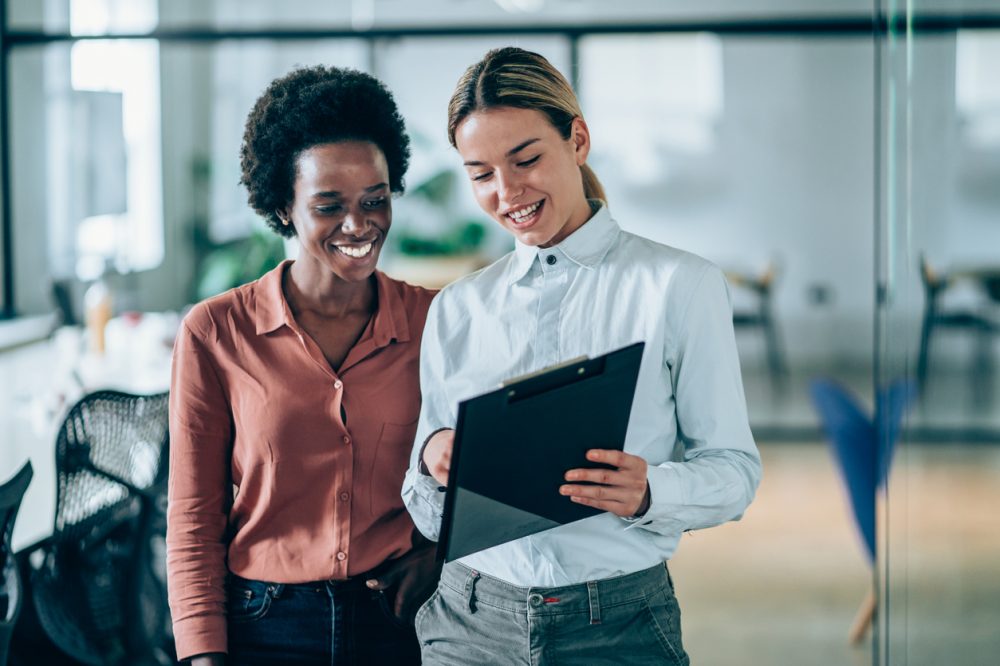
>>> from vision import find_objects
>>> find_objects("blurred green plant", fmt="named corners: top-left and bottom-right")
top-left (188, 154), bottom-right (286, 302)
top-left (394, 165), bottom-right (489, 257)
top-left (395, 220), bottom-right (486, 256)
top-left (194, 228), bottom-right (286, 301)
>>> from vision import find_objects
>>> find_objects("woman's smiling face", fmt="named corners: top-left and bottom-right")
top-left (285, 141), bottom-right (391, 283)
top-left (454, 106), bottom-right (594, 248)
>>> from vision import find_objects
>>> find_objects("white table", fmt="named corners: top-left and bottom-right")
top-left (0, 315), bottom-right (174, 552)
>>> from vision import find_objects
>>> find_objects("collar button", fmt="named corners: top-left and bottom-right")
top-left (545, 255), bottom-right (557, 266)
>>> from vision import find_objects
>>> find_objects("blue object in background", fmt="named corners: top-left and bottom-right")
top-left (809, 379), bottom-right (915, 562)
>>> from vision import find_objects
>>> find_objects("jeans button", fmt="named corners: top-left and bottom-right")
top-left (528, 593), bottom-right (543, 607)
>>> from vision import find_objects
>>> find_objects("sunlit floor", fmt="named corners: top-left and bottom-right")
top-left (882, 444), bottom-right (1000, 665)
top-left (669, 442), bottom-right (1000, 666)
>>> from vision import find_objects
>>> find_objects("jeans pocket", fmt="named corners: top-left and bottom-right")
top-left (374, 588), bottom-right (416, 630)
top-left (413, 587), bottom-right (441, 641)
top-left (227, 577), bottom-right (276, 623)
top-left (643, 587), bottom-right (688, 666)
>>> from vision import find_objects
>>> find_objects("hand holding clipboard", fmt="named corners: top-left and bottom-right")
top-left (426, 342), bottom-right (646, 562)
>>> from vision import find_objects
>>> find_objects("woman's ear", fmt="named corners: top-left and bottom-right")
top-left (276, 208), bottom-right (292, 227)
top-left (570, 117), bottom-right (591, 166)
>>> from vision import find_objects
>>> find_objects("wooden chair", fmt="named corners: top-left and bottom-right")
top-left (726, 263), bottom-right (787, 387)
top-left (916, 255), bottom-right (999, 392)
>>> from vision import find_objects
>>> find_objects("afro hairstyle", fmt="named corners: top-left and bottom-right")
top-left (240, 65), bottom-right (410, 238)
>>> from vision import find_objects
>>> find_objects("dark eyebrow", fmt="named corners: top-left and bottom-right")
top-left (310, 183), bottom-right (388, 199)
top-left (463, 138), bottom-right (541, 167)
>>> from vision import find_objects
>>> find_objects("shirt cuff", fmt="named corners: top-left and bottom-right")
top-left (172, 613), bottom-right (228, 662)
top-left (413, 467), bottom-right (448, 500)
top-left (622, 463), bottom-right (685, 532)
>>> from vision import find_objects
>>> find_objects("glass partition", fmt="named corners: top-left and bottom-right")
top-left (877, 5), bottom-right (1000, 665)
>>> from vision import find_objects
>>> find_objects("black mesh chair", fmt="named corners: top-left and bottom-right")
top-left (30, 390), bottom-right (173, 666)
top-left (1, 462), bottom-right (33, 666)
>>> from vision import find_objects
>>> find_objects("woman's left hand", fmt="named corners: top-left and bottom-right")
top-left (365, 537), bottom-right (442, 623)
top-left (560, 449), bottom-right (651, 518)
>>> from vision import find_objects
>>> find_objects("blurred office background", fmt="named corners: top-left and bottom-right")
top-left (0, 1), bottom-right (998, 664)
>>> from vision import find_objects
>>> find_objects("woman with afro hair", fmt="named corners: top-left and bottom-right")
top-left (167, 65), bottom-right (438, 666)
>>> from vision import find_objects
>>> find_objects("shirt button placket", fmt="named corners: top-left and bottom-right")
top-left (535, 253), bottom-right (569, 367)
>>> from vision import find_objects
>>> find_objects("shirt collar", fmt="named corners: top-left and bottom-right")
top-left (370, 269), bottom-right (410, 346)
top-left (507, 200), bottom-right (619, 285)
top-left (254, 260), bottom-right (293, 335)
top-left (254, 260), bottom-right (409, 345)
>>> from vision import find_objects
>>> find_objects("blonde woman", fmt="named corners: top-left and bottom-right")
top-left (402, 47), bottom-right (762, 665)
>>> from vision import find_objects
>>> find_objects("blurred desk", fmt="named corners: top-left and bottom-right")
top-left (383, 253), bottom-right (490, 289)
top-left (0, 314), bottom-right (175, 552)
top-left (952, 266), bottom-right (1000, 303)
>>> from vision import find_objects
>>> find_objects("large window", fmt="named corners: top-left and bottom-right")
top-left (68, 39), bottom-right (162, 279)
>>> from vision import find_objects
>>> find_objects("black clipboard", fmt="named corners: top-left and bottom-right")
top-left (437, 341), bottom-right (645, 562)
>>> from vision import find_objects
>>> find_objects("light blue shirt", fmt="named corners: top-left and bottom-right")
top-left (402, 203), bottom-right (761, 587)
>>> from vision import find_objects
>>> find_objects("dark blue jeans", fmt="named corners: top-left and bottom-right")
top-left (226, 574), bottom-right (421, 666)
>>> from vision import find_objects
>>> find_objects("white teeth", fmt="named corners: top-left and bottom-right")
top-left (336, 242), bottom-right (374, 258)
top-left (508, 202), bottom-right (541, 220)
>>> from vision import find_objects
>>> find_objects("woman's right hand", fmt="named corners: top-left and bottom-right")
top-left (190, 654), bottom-right (225, 666)
top-left (422, 429), bottom-right (454, 486)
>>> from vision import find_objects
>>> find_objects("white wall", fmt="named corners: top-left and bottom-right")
top-left (596, 38), bottom-right (877, 367)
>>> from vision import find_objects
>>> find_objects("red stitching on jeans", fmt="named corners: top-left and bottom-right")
top-left (543, 597), bottom-right (560, 604)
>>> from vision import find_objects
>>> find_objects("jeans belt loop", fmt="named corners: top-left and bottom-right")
top-left (465, 569), bottom-right (481, 614)
top-left (587, 580), bottom-right (601, 625)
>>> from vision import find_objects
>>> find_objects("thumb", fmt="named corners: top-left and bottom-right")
top-left (365, 578), bottom-right (388, 591)
top-left (366, 563), bottom-right (404, 590)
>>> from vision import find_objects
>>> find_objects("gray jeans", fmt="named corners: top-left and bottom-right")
top-left (415, 561), bottom-right (689, 665)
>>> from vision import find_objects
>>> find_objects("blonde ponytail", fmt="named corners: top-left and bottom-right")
top-left (580, 163), bottom-right (606, 203)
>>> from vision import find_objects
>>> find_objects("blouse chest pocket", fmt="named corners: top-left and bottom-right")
top-left (368, 419), bottom-right (419, 518)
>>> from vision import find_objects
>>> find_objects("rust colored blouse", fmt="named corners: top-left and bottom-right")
top-left (166, 260), bottom-right (435, 660)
